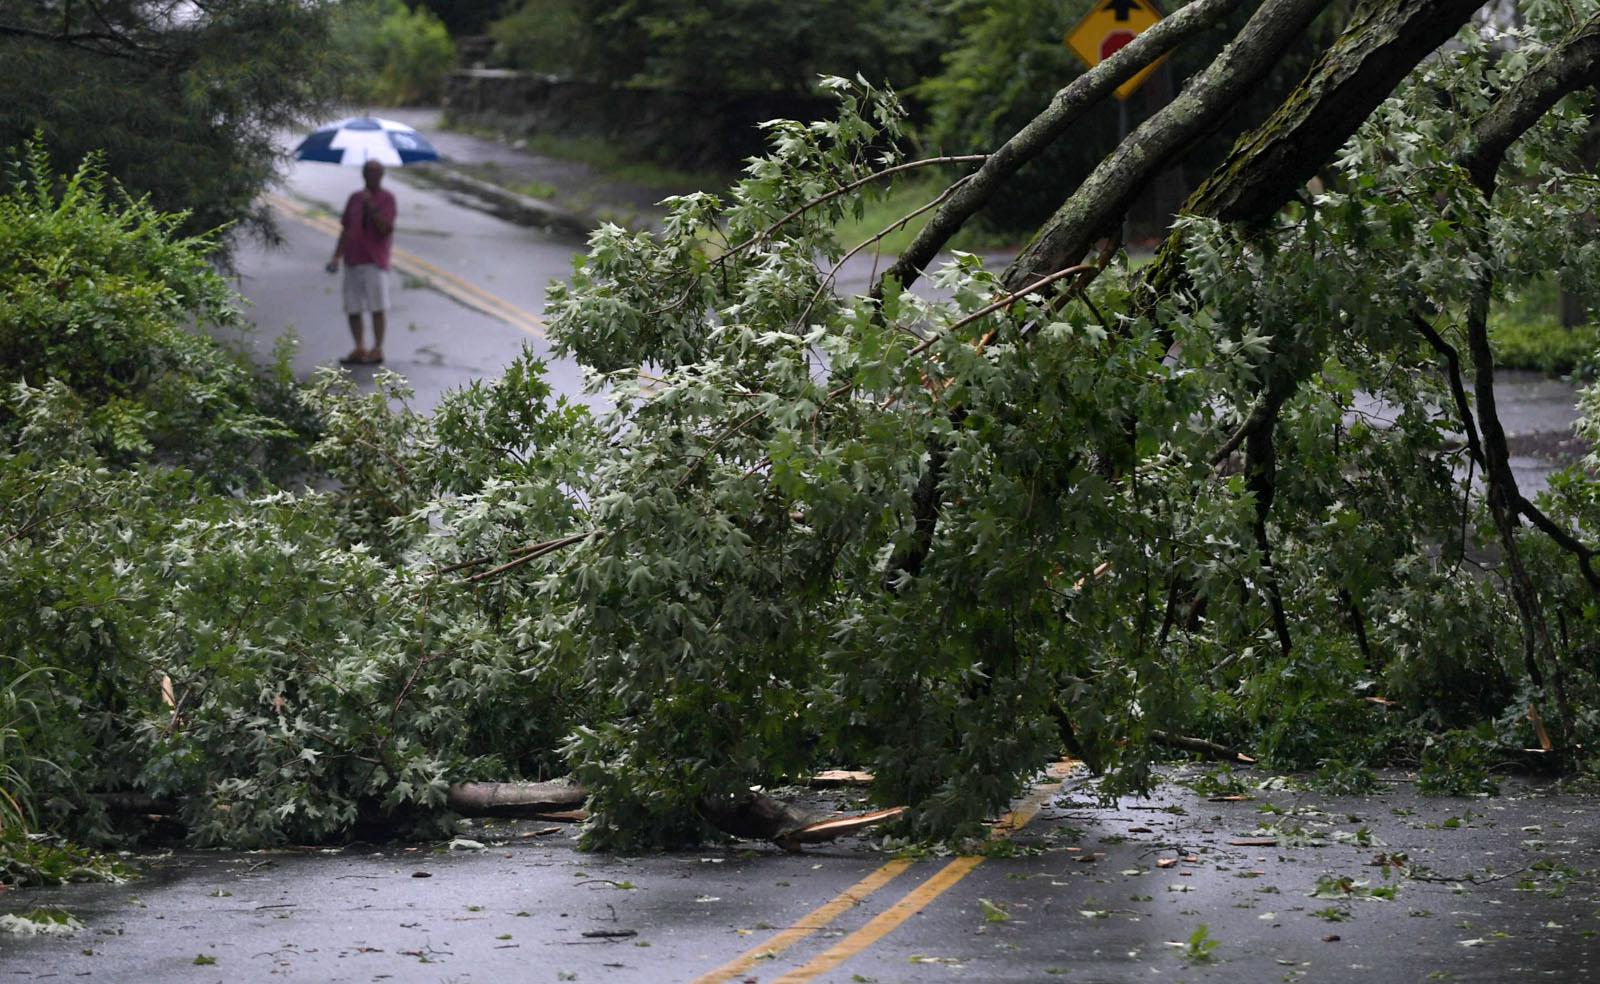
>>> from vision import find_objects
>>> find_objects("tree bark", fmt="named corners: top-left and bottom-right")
top-left (447, 780), bottom-right (587, 817)
top-left (1141, 0), bottom-right (1486, 296)
top-left (1004, 0), bottom-right (1336, 291)
top-left (1460, 14), bottom-right (1600, 195)
top-left (875, 0), bottom-right (1247, 297)
top-left (1243, 389), bottom-right (1293, 660)
top-left (1189, 0), bottom-right (1486, 222)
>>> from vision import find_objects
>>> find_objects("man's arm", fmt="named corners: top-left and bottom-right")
top-left (363, 192), bottom-right (395, 238)
top-left (327, 225), bottom-right (348, 272)
top-left (328, 195), bottom-right (353, 272)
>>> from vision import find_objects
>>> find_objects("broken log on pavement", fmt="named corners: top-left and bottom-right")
top-left (447, 780), bottom-right (587, 817)
top-left (1150, 730), bottom-right (1255, 765)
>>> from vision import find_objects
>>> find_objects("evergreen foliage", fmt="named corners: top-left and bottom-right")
top-left (0, 1), bottom-right (340, 241)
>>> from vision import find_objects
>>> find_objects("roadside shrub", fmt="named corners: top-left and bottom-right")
top-left (0, 143), bottom-right (312, 486)
top-left (0, 144), bottom-right (592, 847)
top-left (1486, 275), bottom-right (1599, 377)
top-left (1417, 729), bottom-right (1500, 797)
top-left (333, 0), bottom-right (456, 106)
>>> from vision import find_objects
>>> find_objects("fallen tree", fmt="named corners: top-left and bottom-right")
top-left (537, 0), bottom-right (1600, 846)
top-left (13, 0), bottom-right (1600, 854)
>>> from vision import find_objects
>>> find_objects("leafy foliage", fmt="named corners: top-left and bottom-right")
top-left (13, 10), bottom-right (1600, 859)
top-left (531, 40), bottom-right (1600, 846)
top-left (0, 144), bottom-right (310, 483)
top-left (0, 147), bottom-right (591, 848)
top-left (1488, 276), bottom-right (1600, 376)
top-left (490, 0), bottom-right (942, 94)
top-left (1416, 729), bottom-right (1500, 797)
top-left (331, 0), bottom-right (457, 107)
top-left (0, 831), bottom-right (126, 889)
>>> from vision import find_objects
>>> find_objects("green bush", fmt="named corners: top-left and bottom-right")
top-left (490, 0), bottom-right (940, 92)
top-left (0, 143), bottom-right (312, 485)
top-left (1417, 729), bottom-right (1500, 797)
top-left (333, 0), bottom-right (456, 106)
top-left (0, 145), bottom-right (591, 848)
top-left (1488, 276), bottom-right (1600, 376)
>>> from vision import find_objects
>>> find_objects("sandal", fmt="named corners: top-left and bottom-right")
top-left (339, 349), bottom-right (368, 365)
top-left (359, 350), bottom-right (385, 365)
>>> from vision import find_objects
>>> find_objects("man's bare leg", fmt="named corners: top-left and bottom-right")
top-left (369, 310), bottom-right (386, 363)
top-left (346, 313), bottom-right (366, 362)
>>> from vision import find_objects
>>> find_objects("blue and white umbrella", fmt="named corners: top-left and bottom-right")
top-left (293, 116), bottom-right (439, 167)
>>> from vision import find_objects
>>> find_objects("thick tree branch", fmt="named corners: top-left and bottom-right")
top-left (1141, 0), bottom-right (1486, 300)
top-left (1191, 0), bottom-right (1485, 223)
top-left (1448, 18), bottom-right (1600, 601)
top-left (1209, 394), bottom-right (1276, 466)
top-left (1410, 313), bottom-right (1487, 461)
top-left (1005, 0), bottom-right (1336, 291)
top-left (1414, 20), bottom-right (1600, 733)
top-left (1461, 12), bottom-right (1600, 194)
top-left (463, 532), bottom-right (593, 583)
top-left (874, 0), bottom-right (1247, 298)
top-left (1151, 730), bottom-right (1256, 764)
top-left (1243, 384), bottom-right (1294, 659)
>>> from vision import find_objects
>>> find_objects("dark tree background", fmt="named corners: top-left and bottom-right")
top-left (0, 1), bottom-right (340, 240)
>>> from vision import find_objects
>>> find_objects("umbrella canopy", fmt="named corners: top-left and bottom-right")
top-left (293, 116), bottom-right (439, 167)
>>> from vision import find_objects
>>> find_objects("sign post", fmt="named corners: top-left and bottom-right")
top-left (1066, 0), bottom-right (1167, 242)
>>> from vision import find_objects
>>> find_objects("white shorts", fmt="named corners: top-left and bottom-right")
top-left (342, 264), bottom-right (390, 314)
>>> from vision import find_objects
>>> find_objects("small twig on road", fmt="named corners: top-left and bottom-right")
top-left (1405, 864), bottom-right (1532, 885)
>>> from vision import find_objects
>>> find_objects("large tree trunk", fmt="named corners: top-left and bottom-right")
top-left (1139, 0), bottom-right (1485, 296)
top-left (1186, 0), bottom-right (1486, 222)
top-left (1005, 0), bottom-right (1337, 291)
top-left (875, 0), bottom-right (1247, 297)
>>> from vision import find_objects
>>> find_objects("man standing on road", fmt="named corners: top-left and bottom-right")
top-left (326, 158), bottom-right (397, 365)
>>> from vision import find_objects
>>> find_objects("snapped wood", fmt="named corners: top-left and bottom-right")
top-left (776, 807), bottom-right (907, 848)
top-left (807, 770), bottom-right (876, 787)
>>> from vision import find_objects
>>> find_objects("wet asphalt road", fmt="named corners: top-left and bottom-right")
top-left (222, 115), bottom-right (593, 414)
top-left (6, 770), bottom-right (1600, 982)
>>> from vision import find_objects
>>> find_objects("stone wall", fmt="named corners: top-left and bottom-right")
top-left (444, 69), bottom-right (835, 169)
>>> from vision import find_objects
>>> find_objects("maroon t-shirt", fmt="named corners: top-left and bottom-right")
top-left (341, 188), bottom-right (397, 269)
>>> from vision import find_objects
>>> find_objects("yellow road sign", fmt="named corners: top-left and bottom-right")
top-left (1065, 0), bottom-right (1166, 101)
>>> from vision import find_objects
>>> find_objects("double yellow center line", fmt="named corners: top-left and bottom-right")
top-left (264, 192), bottom-right (548, 341)
top-left (692, 760), bottom-right (1076, 984)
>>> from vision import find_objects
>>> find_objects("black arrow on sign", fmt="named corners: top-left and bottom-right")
top-left (1103, 0), bottom-right (1142, 20)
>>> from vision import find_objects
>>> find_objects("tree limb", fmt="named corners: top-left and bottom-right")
top-left (1141, 0), bottom-right (1487, 300)
top-left (1461, 12), bottom-right (1600, 195)
top-left (1448, 17), bottom-right (1600, 603)
top-left (1005, 0), bottom-right (1338, 291)
top-left (1150, 730), bottom-right (1256, 764)
top-left (874, 0), bottom-right (1247, 298)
